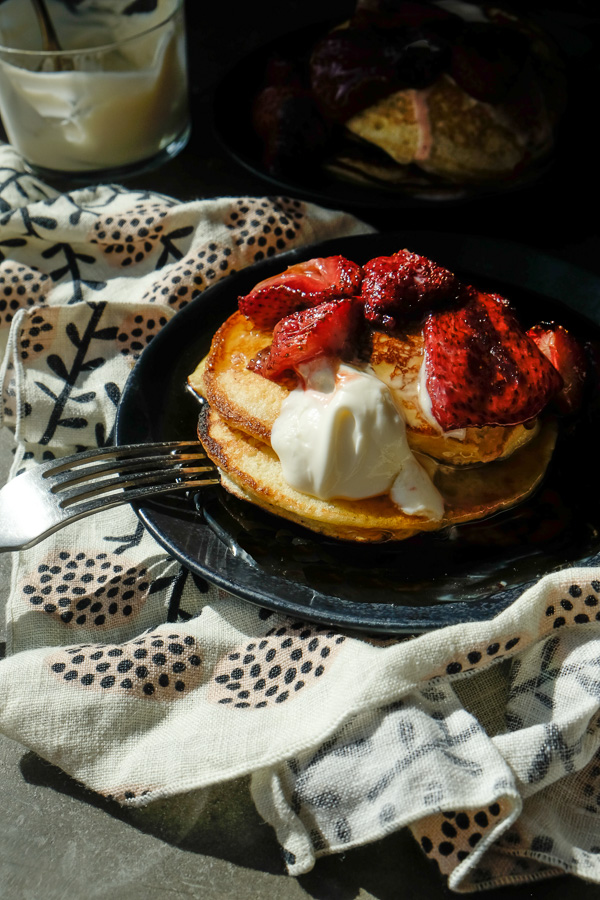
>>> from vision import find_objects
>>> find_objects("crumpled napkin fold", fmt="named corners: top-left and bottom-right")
top-left (1, 142), bottom-right (600, 893)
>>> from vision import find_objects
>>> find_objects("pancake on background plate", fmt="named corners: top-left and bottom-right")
top-left (189, 250), bottom-right (587, 542)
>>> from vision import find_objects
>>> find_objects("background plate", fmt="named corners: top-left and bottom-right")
top-left (115, 232), bottom-right (600, 633)
top-left (212, 20), bottom-right (560, 210)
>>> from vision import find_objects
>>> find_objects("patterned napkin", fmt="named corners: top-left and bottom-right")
top-left (1, 142), bottom-right (600, 893)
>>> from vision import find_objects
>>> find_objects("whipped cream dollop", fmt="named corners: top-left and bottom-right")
top-left (270, 361), bottom-right (444, 519)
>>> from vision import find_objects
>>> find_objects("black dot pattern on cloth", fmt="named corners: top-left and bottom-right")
top-left (141, 245), bottom-right (232, 311)
top-left (19, 550), bottom-right (151, 628)
top-left (140, 198), bottom-right (307, 312)
top-left (541, 580), bottom-right (600, 632)
top-left (89, 202), bottom-right (171, 267)
top-left (208, 622), bottom-right (346, 709)
top-left (424, 579), bottom-right (600, 682)
top-left (18, 307), bottom-right (59, 363)
top-left (414, 800), bottom-right (507, 875)
top-left (115, 310), bottom-right (169, 360)
top-left (0, 261), bottom-right (50, 328)
top-left (2, 362), bottom-right (17, 422)
top-left (425, 634), bottom-right (523, 681)
top-left (224, 197), bottom-right (306, 263)
top-left (46, 630), bottom-right (203, 700)
top-left (99, 783), bottom-right (157, 804)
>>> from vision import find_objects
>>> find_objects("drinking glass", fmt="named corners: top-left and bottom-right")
top-left (0, 0), bottom-right (190, 180)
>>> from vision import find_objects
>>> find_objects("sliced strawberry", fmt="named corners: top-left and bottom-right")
top-left (450, 22), bottom-right (529, 104)
top-left (528, 323), bottom-right (587, 413)
top-left (252, 83), bottom-right (329, 177)
top-left (362, 248), bottom-right (458, 329)
top-left (248, 298), bottom-right (360, 381)
top-left (239, 255), bottom-right (363, 330)
top-left (424, 288), bottom-right (563, 430)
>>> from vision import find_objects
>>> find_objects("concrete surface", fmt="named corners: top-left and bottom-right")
top-left (2, 2), bottom-right (600, 897)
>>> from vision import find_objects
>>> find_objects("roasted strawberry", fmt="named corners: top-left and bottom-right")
top-left (450, 22), bottom-right (529, 104)
top-left (249, 298), bottom-right (360, 381)
top-left (362, 249), bottom-right (458, 328)
top-left (239, 256), bottom-right (363, 330)
top-left (424, 288), bottom-right (563, 430)
top-left (251, 82), bottom-right (329, 177)
top-left (528, 324), bottom-right (587, 413)
top-left (309, 26), bottom-right (399, 123)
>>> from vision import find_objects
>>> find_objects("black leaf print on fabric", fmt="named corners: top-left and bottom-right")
top-left (66, 323), bottom-right (81, 348)
top-left (41, 243), bottom-right (106, 304)
top-left (0, 167), bottom-right (55, 210)
top-left (95, 423), bottom-right (108, 447)
top-left (94, 327), bottom-right (119, 341)
top-left (145, 569), bottom-right (196, 622)
top-left (70, 391), bottom-right (96, 404)
top-left (80, 357), bottom-right (105, 372)
top-left (525, 722), bottom-right (583, 784)
top-left (0, 206), bottom-right (58, 238)
top-left (167, 567), bottom-right (189, 622)
top-left (103, 521), bottom-right (145, 555)
top-left (104, 382), bottom-right (121, 406)
top-left (507, 636), bottom-right (561, 715)
top-left (41, 190), bottom-right (112, 227)
top-left (56, 417), bottom-right (88, 429)
top-left (47, 354), bottom-right (70, 381)
top-left (191, 572), bottom-right (209, 594)
top-left (34, 381), bottom-right (58, 402)
top-left (156, 226), bottom-right (194, 268)
top-left (26, 213), bottom-right (58, 232)
top-left (146, 567), bottom-right (193, 622)
top-left (38, 302), bottom-right (107, 446)
top-left (95, 382), bottom-right (121, 448)
top-left (0, 238), bottom-right (27, 262)
top-left (149, 576), bottom-right (178, 595)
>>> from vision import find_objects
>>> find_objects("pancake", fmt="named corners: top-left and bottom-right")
top-left (189, 309), bottom-right (540, 467)
top-left (345, 75), bottom-right (536, 185)
top-left (198, 404), bottom-right (557, 543)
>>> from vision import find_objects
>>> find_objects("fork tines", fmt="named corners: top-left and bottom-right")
top-left (43, 441), bottom-right (220, 510)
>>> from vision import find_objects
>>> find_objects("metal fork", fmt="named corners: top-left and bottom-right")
top-left (0, 441), bottom-right (220, 552)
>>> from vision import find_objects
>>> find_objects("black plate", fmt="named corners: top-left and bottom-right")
top-left (115, 232), bottom-right (600, 634)
top-left (212, 20), bottom-right (558, 210)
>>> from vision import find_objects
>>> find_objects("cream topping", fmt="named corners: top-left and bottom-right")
top-left (270, 360), bottom-right (444, 519)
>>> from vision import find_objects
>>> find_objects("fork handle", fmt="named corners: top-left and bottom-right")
top-left (0, 476), bottom-right (218, 553)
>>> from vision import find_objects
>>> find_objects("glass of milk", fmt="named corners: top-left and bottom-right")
top-left (0, 0), bottom-right (190, 180)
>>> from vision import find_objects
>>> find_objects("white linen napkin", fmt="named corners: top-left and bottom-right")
top-left (1, 142), bottom-right (600, 893)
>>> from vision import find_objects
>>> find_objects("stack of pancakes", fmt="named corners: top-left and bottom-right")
top-left (188, 309), bottom-right (557, 543)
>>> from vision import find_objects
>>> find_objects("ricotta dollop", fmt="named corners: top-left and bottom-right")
top-left (270, 361), bottom-right (444, 519)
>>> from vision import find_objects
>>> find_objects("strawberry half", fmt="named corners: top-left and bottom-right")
top-left (248, 298), bottom-right (360, 381)
top-left (362, 249), bottom-right (458, 329)
top-left (424, 288), bottom-right (563, 430)
top-left (239, 255), bottom-right (363, 330)
top-left (528, 323), bottom-right (587, 413)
